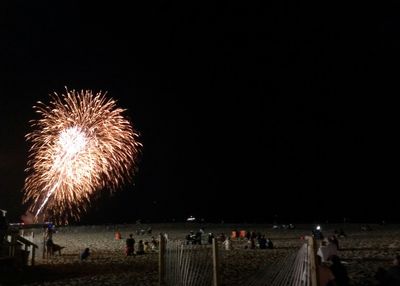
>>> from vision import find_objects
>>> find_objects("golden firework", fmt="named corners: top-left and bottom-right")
top-left (23, 89), bottom-right (142, 224)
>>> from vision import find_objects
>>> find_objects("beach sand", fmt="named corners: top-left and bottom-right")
top-left (1, 223), bottom-right (399, 286)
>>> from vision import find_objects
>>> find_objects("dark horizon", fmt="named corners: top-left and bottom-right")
top-left (1, 2), bottom-right (398, 224)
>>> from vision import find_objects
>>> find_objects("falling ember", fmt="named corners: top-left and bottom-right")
top-left (23, 89), bottom-right (142, 224)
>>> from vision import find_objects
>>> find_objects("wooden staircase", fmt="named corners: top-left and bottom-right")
top-left (1, 229), bottom-right (38, 269)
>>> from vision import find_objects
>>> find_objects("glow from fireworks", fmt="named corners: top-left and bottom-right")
top-left (23, 89), bottom-right (142, 223)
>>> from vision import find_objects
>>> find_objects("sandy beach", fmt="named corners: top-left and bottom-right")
top-left (1, 223), bottom-right (399, 286)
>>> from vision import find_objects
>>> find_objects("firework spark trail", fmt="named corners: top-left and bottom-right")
top-left (35, 180), bottom-right (60, 217)
top-left (23, 89), bottom-right (142, 223)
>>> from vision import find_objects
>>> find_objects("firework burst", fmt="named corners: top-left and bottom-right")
top-left (23, 89), bottom-right (142, 223)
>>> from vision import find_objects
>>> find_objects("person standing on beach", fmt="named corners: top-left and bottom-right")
top-left (46, 236), bottom-right (55, 256)
top-left (126, 234), bottom-right (135, 256)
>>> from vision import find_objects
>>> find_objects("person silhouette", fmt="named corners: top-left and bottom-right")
top-left (259, 235), bottom-right (267, 249)
top-left (125, 234), bottom-right (135, 256)
top-left (266, 238), bottom-right (274, 249)
top-left (223, 237), bottom-right (232, 250)
top-left (330, 255), bottom-right (349, 286)
top-left (80, 248), bottom-right (90, 261)
top-left (46, 237), bottom-right (55, 256)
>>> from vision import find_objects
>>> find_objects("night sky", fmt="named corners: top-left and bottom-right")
top-left (0, 2), bottom-right (398, 224)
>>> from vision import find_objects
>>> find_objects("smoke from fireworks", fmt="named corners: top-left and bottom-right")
top-left (23, 89), bottom-right (142, 223)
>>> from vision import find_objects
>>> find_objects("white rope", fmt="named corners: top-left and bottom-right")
top-left (164, 240), bottom-right (213, 286)
top-left (164, 239), bottom-right (314, 286)
top-left (247, 240), bottom-right (312, 286)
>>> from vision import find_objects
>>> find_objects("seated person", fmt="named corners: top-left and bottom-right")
top-left (258, 235), bottom-right (267, 249)
top-left (136, 240), bottom-right (145, 255)
top-left (80, 248), bottom-right (90, 260)
top-left (223, 237), bottom-right (232, 250)
top-left (150, 236), bottom-right (158, 250)
top-left (144, 241), bottom-right (151, 253)
top-left (266, 238), bottom-right (274, 249)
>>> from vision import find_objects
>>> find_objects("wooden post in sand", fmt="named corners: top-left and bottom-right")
top-left (158, 234), bottom-right (165, 286)
top-left (306, 236), bottom-right (319, 286)
top-left (42, 230), bottom-right (46, 259)
top-left (31, 244), bottom-right (36, 266)
top-left (212, 238), bottom-right (220, 286)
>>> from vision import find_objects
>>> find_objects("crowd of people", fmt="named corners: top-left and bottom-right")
top-left (183, 228), bottom-right (274, 251)
top-left (123, 233), bottom-right (159, 256)
top-left (3, 217), bottom-right (400, 286)
top-left (44, 224), bottom-right (400, 286)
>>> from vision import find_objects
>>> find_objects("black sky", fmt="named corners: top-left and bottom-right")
top-left (0, 1), bottom-right (398, 223)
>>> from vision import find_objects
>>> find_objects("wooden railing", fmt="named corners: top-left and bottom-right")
top-left (2, 230), bottom-right (38, 266)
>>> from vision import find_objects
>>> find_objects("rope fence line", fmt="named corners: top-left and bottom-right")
top-left (246, 251), bottom-right (297, 286)
top-left (159, 235), bottom-right (318, 286)
top-left (247, 236), bottom-right (317, 286)
top-left (160, 237), bottom-right (215, 286)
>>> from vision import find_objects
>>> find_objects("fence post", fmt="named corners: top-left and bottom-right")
top-left (31, 245), bottom-right (36, 266)
top-left (42, 230), bottom-right (46, 259)
top-left (159, 234), bottom-right (165, 286)
top-left (212, 238), bottom-right (220, 286)
top-left (10, 232), bottom-right (16, 257)
top-left (307, 236), bottom-right (319, 286)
